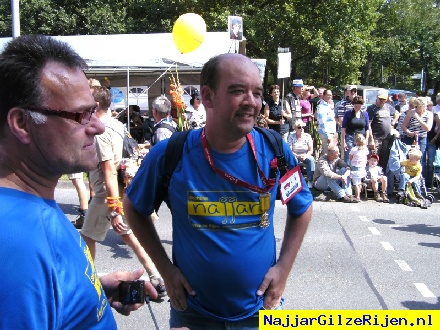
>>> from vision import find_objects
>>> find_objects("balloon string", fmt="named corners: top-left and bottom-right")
top-left (146, 54), bottom-right (183, 92)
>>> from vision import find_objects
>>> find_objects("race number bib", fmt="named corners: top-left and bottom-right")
top-left (279, 165), bottom-right (303, 204)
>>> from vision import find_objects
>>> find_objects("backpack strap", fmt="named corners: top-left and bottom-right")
top-left (154, 128), bottom-right (287, 211)
top-left (152, 122), bottom-right (177, 134)
top-left (151, 122), bottom-right (177, 146)
top-left (154, 130), bottom-right (190, 211)
top-left (254, 127), bottom-right (288, 177)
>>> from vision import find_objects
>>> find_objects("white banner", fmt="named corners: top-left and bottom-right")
top-left (277, 52), bottom-right (291, 79)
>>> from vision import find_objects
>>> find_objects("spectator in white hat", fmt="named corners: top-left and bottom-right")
top-left (366, 88), bottom-right (399, 195)
top-left (285, 79), bottom-right (304, 129)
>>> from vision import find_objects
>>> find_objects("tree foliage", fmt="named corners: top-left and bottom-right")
top-left (0, 0), bottom-right (438, 93)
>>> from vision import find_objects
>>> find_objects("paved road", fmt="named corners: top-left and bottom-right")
top-left (55, 183), bottom-right (440, 329)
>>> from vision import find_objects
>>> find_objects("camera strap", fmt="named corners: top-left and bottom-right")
top-left (144, 295), bottom-right (160, 330)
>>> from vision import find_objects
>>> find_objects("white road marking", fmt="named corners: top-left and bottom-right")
top-left (395, 260), bottom-right (413, 271)
top-left (380, 241), bottom-right (395, 251)
top-left (414, 283), bottom-right (436, 298)
top-left (359, 216), bottom-right (369, 222)
top-left (368, 227), bottom-right (381, 235)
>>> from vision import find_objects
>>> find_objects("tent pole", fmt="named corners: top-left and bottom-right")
top-left (126, 68), bottom-right (130, 134)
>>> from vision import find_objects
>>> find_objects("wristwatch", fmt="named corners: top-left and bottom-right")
top-left (110, 211), bottom-right (120, 218)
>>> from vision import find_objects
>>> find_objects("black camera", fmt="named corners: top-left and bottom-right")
top-left (119, 280), bottom-right (145, 305)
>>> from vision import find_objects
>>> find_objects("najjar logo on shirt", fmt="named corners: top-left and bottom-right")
top-left (187, 191), bottom-right (264, 230)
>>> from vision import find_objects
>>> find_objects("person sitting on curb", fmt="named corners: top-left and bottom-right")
top-left (365, 154), bottom-right (388, 202)
top-left (312, 144), bottom-right (357, 203)
top-left (397, 148), bottom-right (423, 199)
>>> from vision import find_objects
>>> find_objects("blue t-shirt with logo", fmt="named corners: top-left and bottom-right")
top-left (127, 128), bottom-right (313, 321)
top-left (0, 188), bottom-right (117, 330)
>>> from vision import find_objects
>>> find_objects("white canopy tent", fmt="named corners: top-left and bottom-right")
top-left (0, 32), bottom-right (235, 111)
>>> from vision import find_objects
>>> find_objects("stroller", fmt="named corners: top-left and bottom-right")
top-left (396, 182), bottom-right (431, 208)
top-left (387, 137), bottom-right (435, 206)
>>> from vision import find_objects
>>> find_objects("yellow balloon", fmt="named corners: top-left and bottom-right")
top-left (172, 13), bottom-right (206, 54)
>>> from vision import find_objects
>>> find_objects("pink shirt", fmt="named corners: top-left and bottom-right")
top-left (349, 146), bottom-right (369, 168)
top-left (300, 99), bottom-right (312, 123)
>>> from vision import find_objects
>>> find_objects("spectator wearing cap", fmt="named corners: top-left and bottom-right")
top-left (366, 89), bottom-right (399, 195)
top-left (366, 154), bottom-right (388, 202)
top-left (285, 79), bottom-right (305, 131)
top-left (186, 90), bottom-right (206, 129)
top-left (264, 84), bottom-right (292, 141)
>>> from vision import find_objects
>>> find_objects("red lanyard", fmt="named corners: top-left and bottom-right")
top-left (201, 129), bottom-right (276, 193)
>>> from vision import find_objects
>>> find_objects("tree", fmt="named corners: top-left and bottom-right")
top-left (368, 0), bottom-right (440, 94)
top-left (0, 0), bottom-right (438, 94)
top-left (0, 0), bottom-right (127, 36)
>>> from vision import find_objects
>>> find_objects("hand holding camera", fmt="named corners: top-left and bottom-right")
top-left (117, 279), bottom-right (161, 329)
top-left (99, 269), bottom-right (158, 316)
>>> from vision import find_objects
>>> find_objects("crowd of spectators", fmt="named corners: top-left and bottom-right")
top-left (96, 76), bottom-right (440, 204)
top-left (258, 81), bottom-right (440, 203)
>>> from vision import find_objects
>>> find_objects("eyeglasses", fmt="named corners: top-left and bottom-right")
top-left (296, 126), bottom-right (305, 129)
top-left (22, 105), bottom-right (98, 125)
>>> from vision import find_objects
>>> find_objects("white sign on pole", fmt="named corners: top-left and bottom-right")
top-left (277, 52), bottom-right (291, 79)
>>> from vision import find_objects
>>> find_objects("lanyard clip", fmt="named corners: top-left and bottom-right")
top-left (269, 158), bottom-right (279, 178)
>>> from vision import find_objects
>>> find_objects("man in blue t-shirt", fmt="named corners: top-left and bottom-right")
top-left (124, 53), bottom-right (313, 329)
top-left (0, 35), bottom-right (158, 329)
